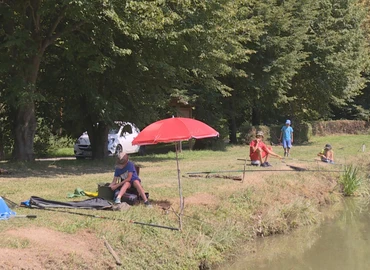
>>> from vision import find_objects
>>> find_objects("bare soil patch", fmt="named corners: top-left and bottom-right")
top-left (0, 227), bottom-right (112, 270)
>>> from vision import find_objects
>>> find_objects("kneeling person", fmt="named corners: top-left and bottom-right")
top-left (250, 131), bottom-right (282, 167)
top-left (109, 152), bottom-right (151, 207)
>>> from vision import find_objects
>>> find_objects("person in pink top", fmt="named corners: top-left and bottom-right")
top-left (250, 131), bottom-right (282, 167)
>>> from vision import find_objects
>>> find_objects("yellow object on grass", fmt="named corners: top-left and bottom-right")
top-left (67, 188), bottom-right (98, 198)
top-left (84, 191), bottom-right (98, 197)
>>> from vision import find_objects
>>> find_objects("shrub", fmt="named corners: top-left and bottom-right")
top-left (311, 120), bottom-right (370, 136)
top-left (241, 121), bottom-right (312, 146)
top-left (34, 118), bottom-right (74, 157)
top-left (238, 123), bottom-right (271, 145)
top-left (293, 121), bottom-right (312, 144)
top-left (339, 165), bottom-right (362, 196)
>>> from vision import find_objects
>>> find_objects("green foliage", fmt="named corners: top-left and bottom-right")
top-left (290, 0), bottom-right (370, 121)
top-left (33, 117), bottom-right (74, 158)
top-left (340, 165), bottom-right (363, 196)
top-left (242, 120), bottom-right (311, 145)
top-left (293, 121), bottom-right (312, 144)
top-left (239, 124), bottom-right (272, 145)
top-left (1, 0), bottom-right (370, 160)
top-left (311, 120), bottom-right (370, 136)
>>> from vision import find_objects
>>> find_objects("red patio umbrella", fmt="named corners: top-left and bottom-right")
top-left (132, 117), bottom-right (219, 145)
top-left (132, 117), bottom-right (219, 230)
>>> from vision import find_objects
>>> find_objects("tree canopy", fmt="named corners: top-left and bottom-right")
top-left (1, 0), bottom-right (369, 160)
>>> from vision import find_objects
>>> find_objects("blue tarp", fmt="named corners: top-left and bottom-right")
top-left (0, 197), bottom-right (16, 220)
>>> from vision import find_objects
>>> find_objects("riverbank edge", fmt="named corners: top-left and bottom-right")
top-left (207, 168), bottom-right (369, 269)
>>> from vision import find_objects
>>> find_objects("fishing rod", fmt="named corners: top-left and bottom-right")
top-left (187, 167), bottom-right (343, 174)
top-left (188, 169), bottom-right (343, 173)
top-left (29, 206), bottom-right (179, 231)
top-left (237, 158), bottom-right (318, 163)
top-left (186, 170), bottom-right (246, 174)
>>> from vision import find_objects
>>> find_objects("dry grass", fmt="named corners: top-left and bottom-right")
top-left (1, 135), bottom-right (370, 269)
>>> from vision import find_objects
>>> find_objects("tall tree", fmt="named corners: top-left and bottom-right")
top-left (216, 0), bottom-right (317, 142)
top-left (289, 0), bottom-right (370, 121)
top-left (0, 0), bottom-right (103, 160)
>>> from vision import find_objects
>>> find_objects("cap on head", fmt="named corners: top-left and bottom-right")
top-left (256, 131), bottom-right (264, 138)
top-left (285, 119), bottom-right (291, 125)
top-left (116, 152), bottom-right (128, 165)
top-left (324, 144), bottom-right (332, 150)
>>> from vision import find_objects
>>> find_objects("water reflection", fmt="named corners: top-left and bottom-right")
top-left (223, 199), bottom-right (370, 270)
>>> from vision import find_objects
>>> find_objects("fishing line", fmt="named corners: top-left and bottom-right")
top-left (28, 206), bottom-right (179, 231)
top-left (187, 168), bottom-right (343, 174)
top-left (168, 206), bottom-right (213, 225)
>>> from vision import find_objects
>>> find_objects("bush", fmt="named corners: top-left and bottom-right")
top-left (34, 118), bottom-right (74, 157)
top-left (34, 120), bottom-right (53, 157)
top-left (239, 123), bottom-right (271, 145)
top-left (339, 165), bottom-right (362, 196)
top-left (240, 121), bottom-right (312, 145)
top-left (192, 137), bottom-right (226, 151)
top-left (293, 121), bottom-right (312, 144)
top-left (311, 120), bottom-right (370, 136)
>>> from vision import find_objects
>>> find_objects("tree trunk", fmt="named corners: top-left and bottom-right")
top-left (13, 104), bottom-right (37, 161)
top-left (88, 122), bottom-right (109, 160)
top-left (227, 93), bottom-right (238, 144)
top-left (228, 117), bottom-right (237, 144)
top-left (251, 106), bottom-right (260, 126)
top-left (0, 143), bottom-right (4, 160)
top-left (13, 55), bottom-right (42, 161)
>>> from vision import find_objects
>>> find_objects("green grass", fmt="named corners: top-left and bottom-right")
top-left (339, 165), bottom-right (363, 196)
top-left (47, 147), bottom-right (75, 157)
top-left (1, 134), bottom-right (370, 269)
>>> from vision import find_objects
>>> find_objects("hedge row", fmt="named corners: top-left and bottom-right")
top-left (311, 120), bottom-right (370, 136)
top-left (243, 120), bottom-right (370, 145)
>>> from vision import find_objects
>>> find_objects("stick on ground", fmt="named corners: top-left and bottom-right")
top-left (103, 236), bottom-right (122, 266)
top-left (10, 215), bottom-right (37, 219)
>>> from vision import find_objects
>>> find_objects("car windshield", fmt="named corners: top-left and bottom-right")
top-left (109, 128), bottom-right (119, 134)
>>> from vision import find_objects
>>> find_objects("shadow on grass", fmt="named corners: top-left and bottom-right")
top-left (0, 141), bottom-right (228, 179)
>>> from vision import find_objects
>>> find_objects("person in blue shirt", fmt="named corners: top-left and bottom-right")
top-left (109, 152), bottom-right (151, 207)
top-left (279, 119), bottom-right (294, 157)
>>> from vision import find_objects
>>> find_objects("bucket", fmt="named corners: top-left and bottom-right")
top-left (97, 183), bottom-right (114, 200)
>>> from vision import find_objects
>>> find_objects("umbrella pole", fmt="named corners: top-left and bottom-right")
top-left (175, 143), bottom-right (184, 231)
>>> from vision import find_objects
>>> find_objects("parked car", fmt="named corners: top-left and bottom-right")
top-left (74, 121), bottom-right (141, 159)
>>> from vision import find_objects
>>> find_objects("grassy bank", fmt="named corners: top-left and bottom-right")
top-left (1, 134), bottom-right (369, 269)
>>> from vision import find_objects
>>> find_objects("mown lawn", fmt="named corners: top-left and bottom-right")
top-left (0, 134), bottom-right (369, 269)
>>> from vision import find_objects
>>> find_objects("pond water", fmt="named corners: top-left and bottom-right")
top-left (221, 199), bottom-right (370, 270)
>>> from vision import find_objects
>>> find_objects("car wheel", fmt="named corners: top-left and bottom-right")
top-left (115, 144), bottom-right (123, 155)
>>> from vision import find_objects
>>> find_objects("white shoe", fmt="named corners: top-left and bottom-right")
top-left (114, 197), bottom-right (121, 204)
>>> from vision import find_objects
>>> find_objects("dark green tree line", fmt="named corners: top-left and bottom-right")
top-left (1, 0), bottom-right (369, 160)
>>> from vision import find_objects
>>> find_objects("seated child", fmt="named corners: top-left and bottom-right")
top-left (317, 144), bottom-right (334, 164)
top-left (250, 131), bottom-right (282, 167)
top-left (109, 152), bottom-right (152, 207)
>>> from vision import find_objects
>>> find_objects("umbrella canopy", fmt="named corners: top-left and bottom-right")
top-left (132, 117), bottom-right (219, 146)
top-left (132, 117), bottom-right (219, 230)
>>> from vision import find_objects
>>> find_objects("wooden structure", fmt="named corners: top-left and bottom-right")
top-left (169, 98), bottom-right (194, 151)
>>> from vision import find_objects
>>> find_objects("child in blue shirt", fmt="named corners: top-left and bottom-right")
top-left (279, 119), bottom-right (294, 157)
top-left (109, 152), bottom-right (151, 207)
